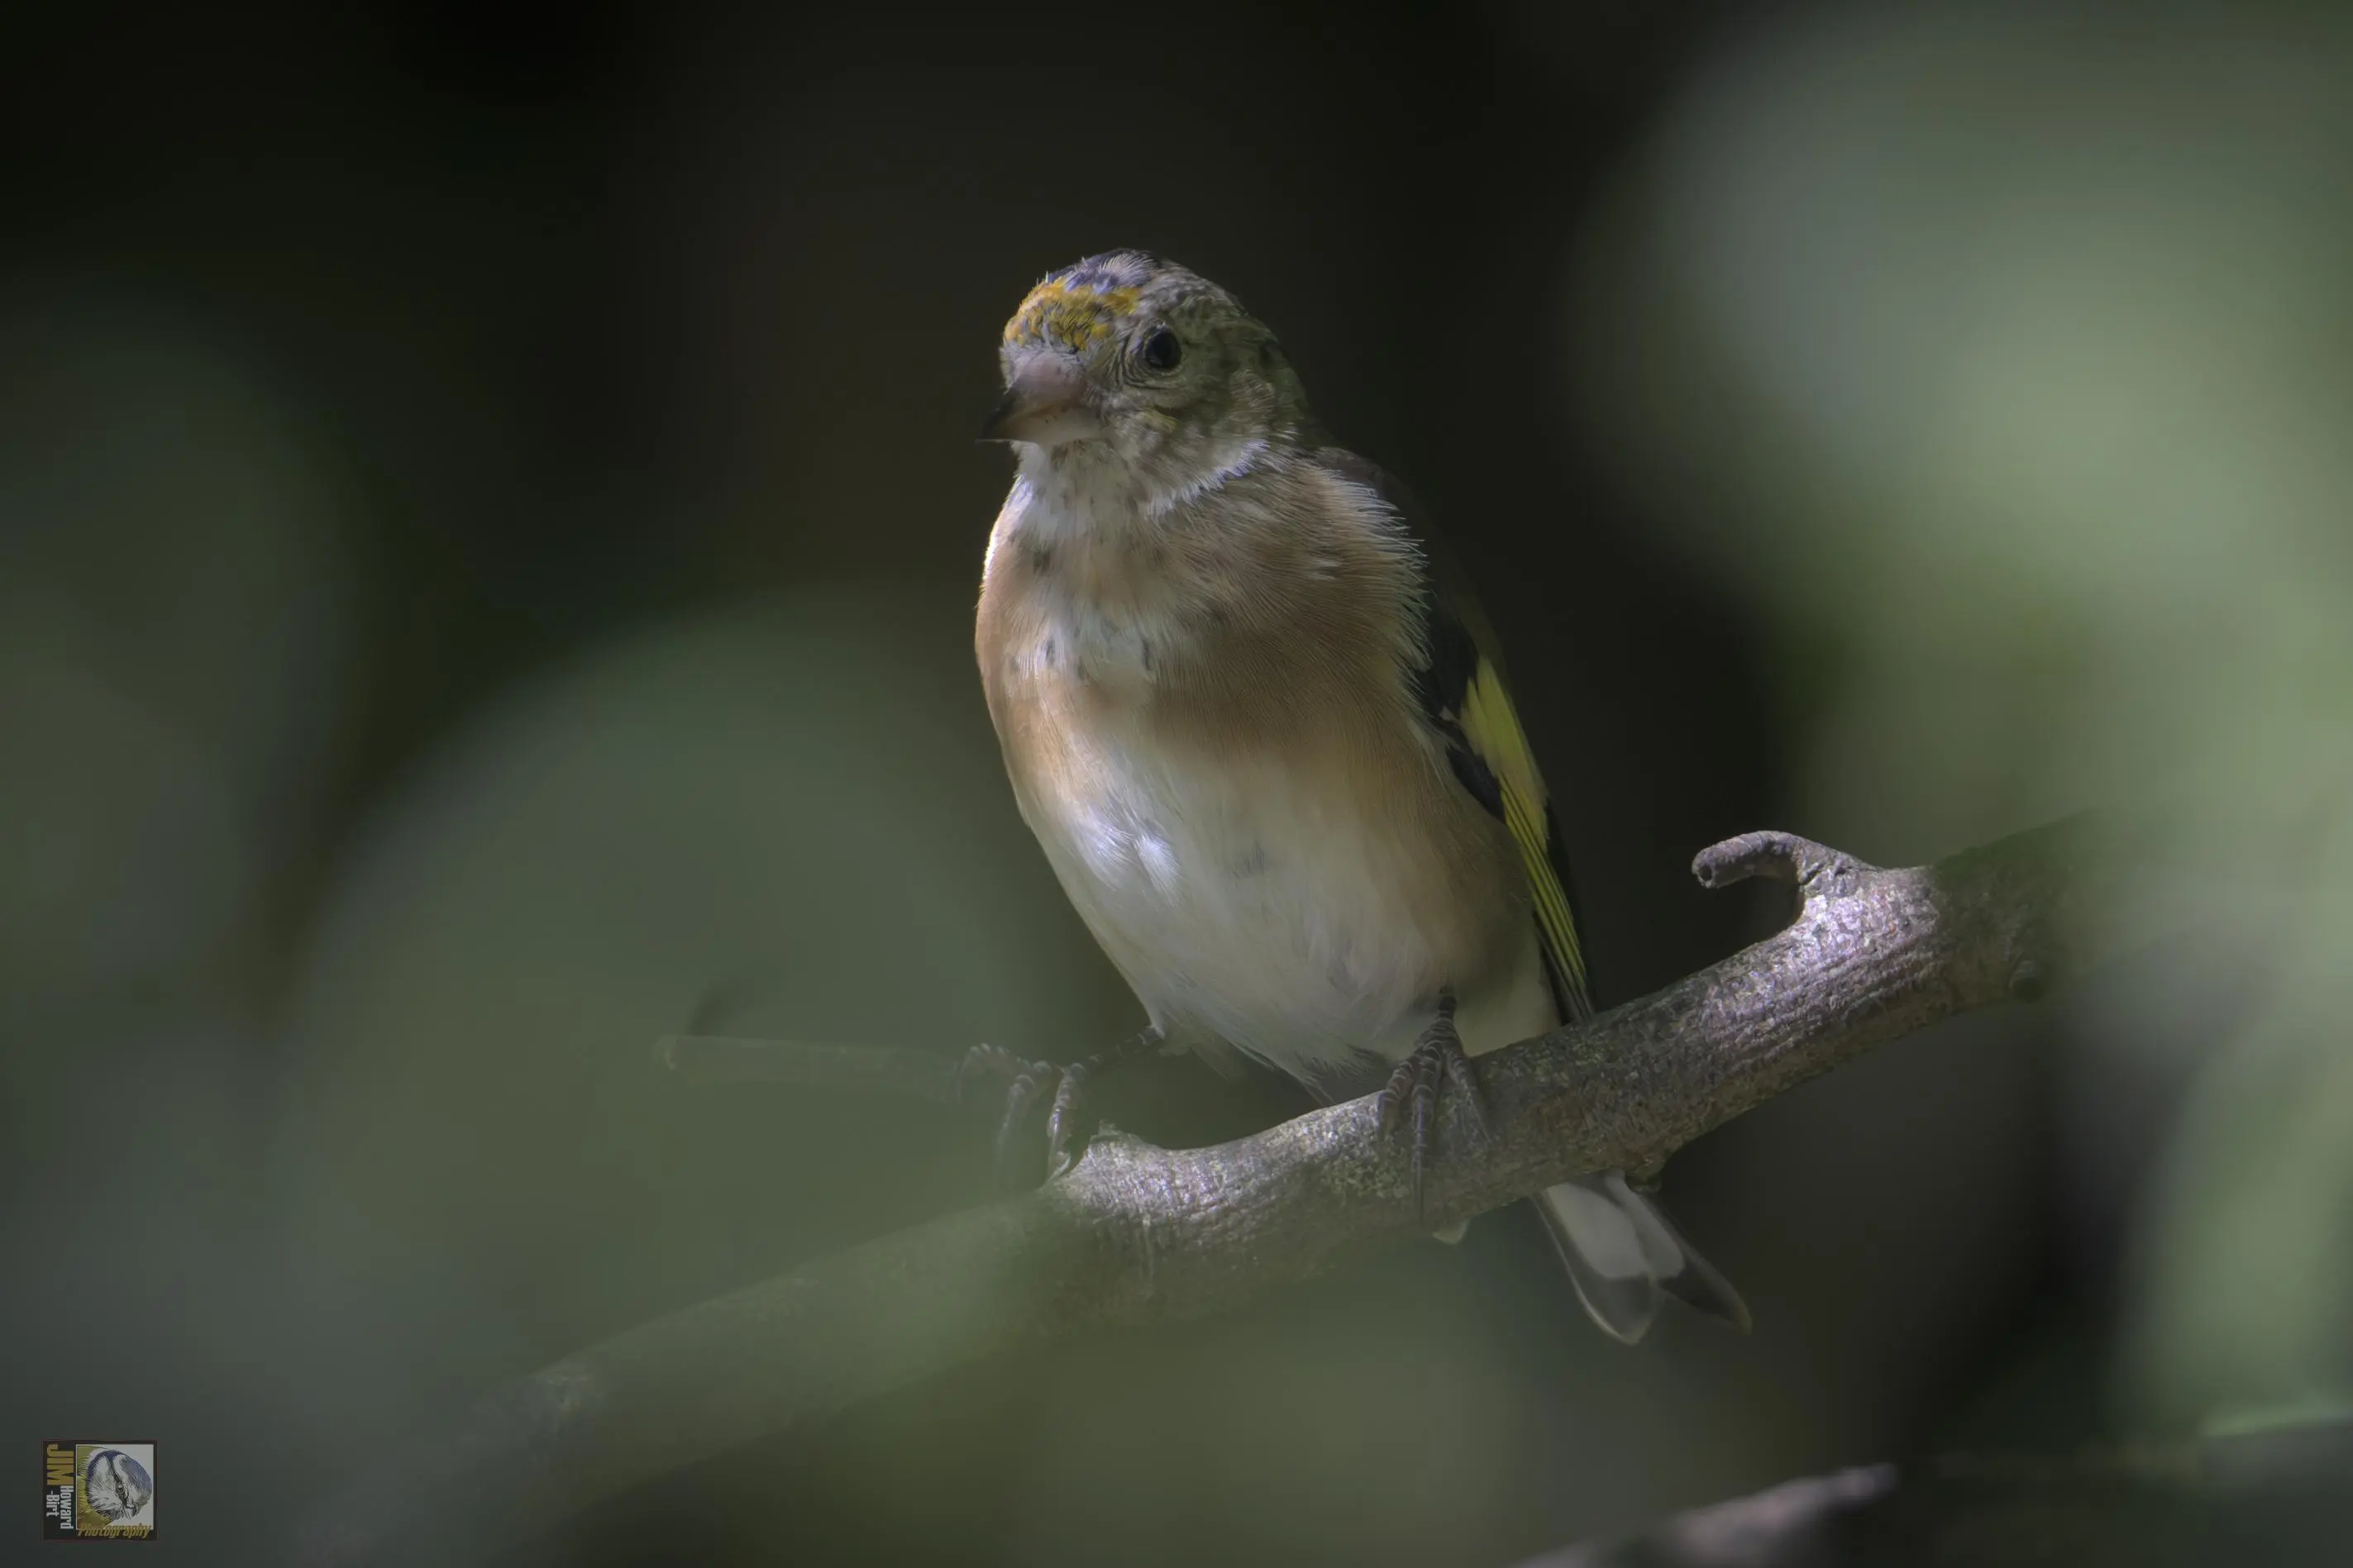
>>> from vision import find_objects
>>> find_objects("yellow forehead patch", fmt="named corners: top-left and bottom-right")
top-left (1003, 278), bottom-right (1143, 351)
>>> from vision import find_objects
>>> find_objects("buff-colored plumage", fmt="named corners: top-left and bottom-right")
top-left (975, 251), bottom-right (1747, 1342)
top-left (978, 450), bottom-right (1547, 1089)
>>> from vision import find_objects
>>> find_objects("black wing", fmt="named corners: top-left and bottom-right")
top-left (1315, 446), bottom-right (1595, 1022)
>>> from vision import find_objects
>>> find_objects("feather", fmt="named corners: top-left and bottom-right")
top-left (1537, 1173), bottom-right (1753, 1344)
top-left (1316, 446), bottom-right (1749, 1337)
top-left (1314, 447), bottom-right (1594, 1022)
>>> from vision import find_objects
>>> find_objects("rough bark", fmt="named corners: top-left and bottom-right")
top-left (290, 814), bottom-right (2155, 1566)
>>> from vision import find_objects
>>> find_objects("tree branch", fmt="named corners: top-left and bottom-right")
top-left (1515, 1419), bottom-right (2353, 1567)
top-left (289, 814), bottom-right (2153, 1566)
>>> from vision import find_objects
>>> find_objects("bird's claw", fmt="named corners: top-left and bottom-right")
top-left (961, 1030), bottom-right (1161, 1188)
top-left (959, 1043), bottom-right (1065, 1188)
top-left (1374, 999), bottom-right (1487, 1221)
top-left (1045, 1059), bottom-right (1094, 1177)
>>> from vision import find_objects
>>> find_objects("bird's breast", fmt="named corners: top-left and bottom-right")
top-left (995, 658), bottom-right (1537, 1087)
top-left (976, 466), bottom-right (1549, 1089)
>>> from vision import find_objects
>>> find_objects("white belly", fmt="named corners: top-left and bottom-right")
top-left (1018, 726), bottom-right (1558, 1097)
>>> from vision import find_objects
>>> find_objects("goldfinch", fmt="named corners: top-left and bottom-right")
top-left (971, 250), bottom-right (1747, 1343)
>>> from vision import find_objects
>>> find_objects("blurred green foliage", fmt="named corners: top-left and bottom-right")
top-left (1573, 0), bottom-right (2353, 1438)
top-left (4, 2), bottom-right (2348, 1563)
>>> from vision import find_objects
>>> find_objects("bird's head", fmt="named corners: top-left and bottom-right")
top-left (986, 251), bottom-right (1309, 496)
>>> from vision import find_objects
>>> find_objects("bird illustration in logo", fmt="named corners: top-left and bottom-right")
top-left (83, 1449), bottom-right (153, 1524)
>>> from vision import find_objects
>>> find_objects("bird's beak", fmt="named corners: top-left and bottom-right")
top-left (981, 354), bottom-right (1101, 446)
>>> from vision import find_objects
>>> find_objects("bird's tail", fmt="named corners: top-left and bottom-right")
top-left (1534, 1170), bottom-right (1751, 1345)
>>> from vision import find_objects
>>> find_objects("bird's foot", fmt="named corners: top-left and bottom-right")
top-left (1375, 995), bottom-right (1488, 1221)
top-left (958, 1027), bottom-right (1163, 1186)
top-left (957, 1044), bottom-right (1060, 1187)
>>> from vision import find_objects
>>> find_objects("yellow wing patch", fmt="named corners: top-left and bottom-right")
top-left (1459, 657), bottom-right (1592, 1016)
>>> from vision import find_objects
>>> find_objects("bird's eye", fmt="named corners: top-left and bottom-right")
top-left (1140, 326), bottom-right (1182, 372)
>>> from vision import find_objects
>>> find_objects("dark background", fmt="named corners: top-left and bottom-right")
top-left (12, 2), bottom-right (2341, 1564)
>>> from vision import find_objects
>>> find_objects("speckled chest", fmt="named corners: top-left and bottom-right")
top-left (976, 474), bottom-right (1538, 1079)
